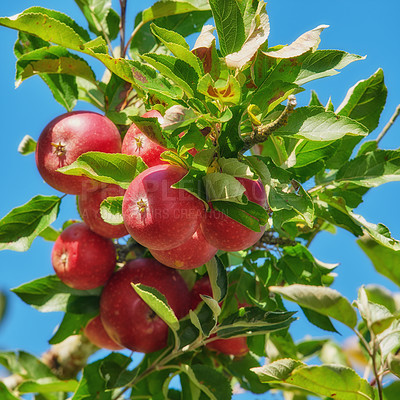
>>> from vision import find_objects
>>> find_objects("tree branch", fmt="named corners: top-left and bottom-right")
top-left (240, 95), bottom-right (297, 154)
top-left (376, 104), bottom-right (400, 144)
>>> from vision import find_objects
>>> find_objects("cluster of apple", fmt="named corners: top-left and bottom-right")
top-left (35, 110), bottom-right (267, 356)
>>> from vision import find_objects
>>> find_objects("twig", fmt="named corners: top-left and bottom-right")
top-left (119, 0), bottom-right (127, 57)
top-left (376, 104), bottom-right (400, 144)
top-left (123, 20), bottom-right (145, 58)
top-left (240, 95), bottom-right (297, 154)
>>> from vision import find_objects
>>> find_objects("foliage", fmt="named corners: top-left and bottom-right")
top-left (0, 0), bottom-right (399, 399)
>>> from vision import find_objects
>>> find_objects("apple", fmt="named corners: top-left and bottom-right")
top-left (36, 111), bottom-right (121, 195)
top-left (78, 184), bottom-right (128, 238)
top-left (84, 315), bottom-right (124, 351)
top-left (200, 178), bottom-right (267, 251)
top-left (121, 110), bottom-right (168, 167)
top-left (100, 258), bottom-right (190, 353)
top-left (51, 222), bottom-right (116, 290)
top-left (190, 276), bottom-right (249, 357)
top-left (122, 164), bottom-right (205, 250)
top-left (149, 228), bottom-right (217, 269)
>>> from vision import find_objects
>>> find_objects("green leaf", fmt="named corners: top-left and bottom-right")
top-left (334, 150), bottom-right (400, 188)
top-left (14, 31), bottom-right (49, 58)
top-left (218, 105), bottom-right (245, 158)
top-left (18, 377), bottom-right (78, 394)
top-left (172, 168), bottom-right (208, 206)
top-left (74, 0), bottom-right (120, 41)
top-left (357, 236), bottom-right (400, 287)
top-left (100, 196), bottom-right (124, 225)
top-left (41, 73), bottom-right (78, 111)
top-left (217, 308), bottom-right (296, 338)
top-left (290, 139), bottom-right (340, 182)
top-left (252, 361), bottom-right (374, 400)
top-left (309, 90), bottom-right (323, 107)
top-left (0, 8), bottom-right (90, 51)
top-left (17, 135), bottom-right (37, 155)
top-left (219, 157), bottom-right (254, 179)
top-left (337, 69), bottom-right (387, 132)
top-left (209, 0), bottom-right (245, 56)
top-left (129, 60), bottom-right (184, 99)
top-left (205, 256), bottom-right (228, 303)
top-left (354, 286), bottom-right (395, 335)
top-left (224, 353), bottom-right (271, 394)
top-left (39, 225), bottom-right (60, 242)
top-left (0, 291), bottom-right (6, 327)
top-left (72, 357), bottom-right (110, 400)
top-left (0, 195), bottom-right (61, 252)
top-left (149, 24), bottom-right (203, 76)
top-left (128, 115), bottom-right (166, 147)
top-left (0, 351), bottom-right (54, 379)
top-left (383, 380), bottom-right (400, 399)
top-left (269, 284), bottom-right (358, 329)
top-left (188, 365), bottom-right (232, 400)
top-left (49, 312), bottom-right (94, 344)
top-left (141, 53), bottom-right (199, 97)
top-left (225, 2), bottom-right (270, 69)
top-left (273, 106), bottom-right (369, 141)
top-left (132, 283), bottom-right (180, 332)
top-left (162, 105), bottom-right (198, 132)
top-left (99, 353), bottom-right (135, 389)
top-left (58, 152), bottom-right (147, 189)
top-left (198, 73), bottom-right (242, 105)
top-left (149, 22), bottom-right (189, 49)
top-left (264, 25), bottom-right (328, 59)
top-left (295, 50), bottom-right (365, 86)
top-left (141, 0), bottom-right (211, 25)
top-left (0, 383), bottom-right (20, 400)
top-left (15, 46), bottom-right (96, 87)
top-left (203, 172), bottom-right (246, 203)
top-left (12, 275), bottom-right (100, 313)
top-left (301, 306), bottom-right (339, 333)
top-left (212, 200), bottom-right (268, 231)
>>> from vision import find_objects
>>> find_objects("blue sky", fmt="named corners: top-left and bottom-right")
top-left (0, 0), bottom-right (399, 398)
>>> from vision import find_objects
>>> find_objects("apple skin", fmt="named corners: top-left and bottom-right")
top-left (51, 223), bottom-right (116, 290)
top-left (78, 184), bottom-right (128, 238)
top-left (122, 110), bottom-right (168, 167)
top-left (149, 228), bottom-right (217, 269)
top-left (200, 178), bottom-right (267, 252)
top-left (100, 258), bottom-right (190, 353)
top-left (122, 164), bottom-right (205, 250)
top-left (190, 276), bottom-right (249, 357)
top-left (84, 315), bottom-right (124, 351)
top-left (35, 111), bottom-right (122, 195)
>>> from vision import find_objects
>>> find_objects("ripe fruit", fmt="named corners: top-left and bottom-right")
top-left (122, 164), bottom-right (205, 250)
top-left (190, 276), bottom-right (249, 357)
top-left (100, 258), bottom-right (190, 353)
top-left (149, 228), bottom-right (217, 269)
top-left (200, 178), bottom-right (267, 251)
top-left (36, 111), bottom-right (121, 195)
top-left (121, 110), bottom-right (168, 167)
top-left (84, 315), bottom-right (124, 351)
top-left (78, 184), bottom-right (128, 238)
top-left (51, 223), bottom-right (116, 290)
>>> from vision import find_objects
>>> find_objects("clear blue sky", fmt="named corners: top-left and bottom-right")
top-left (0, 1), bottom-right (399, 398)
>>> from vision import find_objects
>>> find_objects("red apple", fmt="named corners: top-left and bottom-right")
top-left (51, 223), bottom-right (116, 290)
top-left (78, 184), bottom-right (128, 238)
top-left (122, 110), bottom-right (168, 167)
top-left (149, 228), bottom-right (217, 269)
top-left (35, 111), bottom-right (121, 195)
top-left (122, 164), bottom-right (205, 250)
top-left (84, 315), bottom-right (124, 351)
top-left (190, 276), bottom-right (249, 357)
top-left (100, 258), bottom-right (190, 353)
top-left (200, 178), bottom-right (267, 251)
